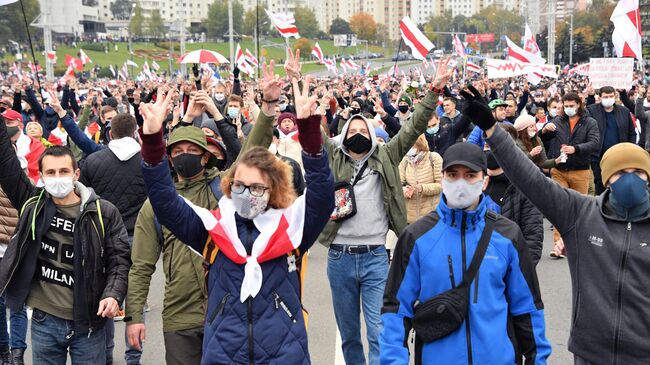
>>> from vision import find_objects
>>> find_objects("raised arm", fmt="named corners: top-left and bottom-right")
top-left (0, 116), bottom-right (35, 210)
top-left (50, 89), bottom-right (104, 156)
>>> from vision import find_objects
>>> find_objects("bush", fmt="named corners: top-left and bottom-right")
top-left (97, 66), bottom-right (115, 78)
top-left (154, 42), bottom-right (180, 51)
top-left (79, 43), bottom-right (106, 52)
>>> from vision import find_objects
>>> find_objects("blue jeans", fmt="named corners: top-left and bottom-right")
top-left (0, 296), bottom-right (27, 349)
top-left (327, 245), bottom-right (389, 365)
top-left (31, 308), bottom-right (106, 365)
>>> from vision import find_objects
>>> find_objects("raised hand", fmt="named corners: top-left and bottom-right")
top-left (284, 48), bottom-right (302, 80)
top-left (46, 87), bottom-right (66, 118)
top-left (194, 90), bottom-right (222, 119)
top-left (260, 60), bottom-right (281, 102)
top-left (292, 76), bottom-right (318, 120)
top-left (431, 58), bottom-right (454, 90)
top-left (140, 88), bottom-right (174, 135)
top-left (460, 84), bottom-right (496, 131)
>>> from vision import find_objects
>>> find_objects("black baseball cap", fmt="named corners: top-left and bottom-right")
top-left (442, 143), bottom-right (487, 172)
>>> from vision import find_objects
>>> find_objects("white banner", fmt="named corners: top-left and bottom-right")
top-left (486, 59), bottom-right (557, 79)
top-left (588, 58), bottom-right (634, 89)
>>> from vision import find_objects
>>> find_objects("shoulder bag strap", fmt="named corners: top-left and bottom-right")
top-left (460, 210), bottom-right (497, 286)
top-left (351, 161), bottom-right (369, 186)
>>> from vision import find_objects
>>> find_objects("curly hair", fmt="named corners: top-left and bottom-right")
top-left (221, 147), bottom-right (296, 209)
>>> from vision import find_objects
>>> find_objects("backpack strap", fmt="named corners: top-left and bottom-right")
top-left (210, 176), bottom-right (223, 201)
top-left (153, 216), bottom-right (164, 252)
top-left (95, 199), bottom-right (105, 239)
top-left (460, 210), bottom-right (497, 287)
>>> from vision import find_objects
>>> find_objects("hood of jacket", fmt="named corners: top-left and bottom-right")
top-left (338, 115), bottom-right (378, 165)
top-left (108, 137), bottom-right (141, 161)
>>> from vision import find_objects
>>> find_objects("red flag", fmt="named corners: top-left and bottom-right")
top-left (65, 54), bottom-right (83, 71)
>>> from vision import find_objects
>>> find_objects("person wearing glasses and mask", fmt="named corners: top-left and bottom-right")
top-left (137, 70), bottom-right (334, 364)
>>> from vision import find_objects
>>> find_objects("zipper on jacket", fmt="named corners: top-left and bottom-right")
top-left (461, 212), bottom-right (473, 365)
top-left (208, 293), bottom-right (230, 324)
top-left (447, 255), bottom-right (456, 287)
top-left (272, 291), bottom-right (296, 323)
top-left (612, 222), bottom-right (632, 364)
top-left (247, 298), bottom-right (254, 365)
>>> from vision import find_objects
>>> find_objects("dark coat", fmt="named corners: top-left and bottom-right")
top-left (586, 103), bottom-right (636, 158)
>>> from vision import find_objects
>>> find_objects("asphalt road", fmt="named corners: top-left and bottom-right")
top-left (20, 221), bottom-right (572, 364)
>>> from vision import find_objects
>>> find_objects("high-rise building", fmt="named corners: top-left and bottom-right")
top-left (641, 0), bottom-right (650, 46)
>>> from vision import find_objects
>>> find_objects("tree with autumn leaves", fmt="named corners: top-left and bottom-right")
top-left (349, 12), bottom-right (378, 42)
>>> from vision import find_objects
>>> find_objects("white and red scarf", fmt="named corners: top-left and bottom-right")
top-left (184, 194), bottom-right (306, 302)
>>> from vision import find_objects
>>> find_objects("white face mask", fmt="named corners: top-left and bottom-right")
top-left (214, 93), bottom-right (226, 102)
top-left (601, 98), bottom-right (615, 108)
top-left (231, 189), bottom-right (270, 219)
top-left (548, 108), bottom-right (557, 118)
top-left (528, 130), bottom-right (537, 138)
top-left (42, 176), bottom-right (75, 199)
top-left (564, 107), bottom-right (577, 117)
top-left (442, 178), bottom-right (484, 209)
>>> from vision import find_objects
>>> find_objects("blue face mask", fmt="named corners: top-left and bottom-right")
top-left (227, 107), bottom-right (240, 119)
top-left (427, 126), bottom-right (439, 134)
top-left (610, 172), bottom-right (649, 209)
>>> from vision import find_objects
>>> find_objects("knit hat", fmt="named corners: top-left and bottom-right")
top-left (600, 143), bottom-right (650, 185)
top-left (513, 114), bottom-right (536, 131)
top-left (398, 95), bottom-right (412, 107)
top-left (278, 112), bottom-right (297, 125)
top-left (200, 119), bottom-right (219, 137)
top-left (374, 127), bottom-right (389, 142)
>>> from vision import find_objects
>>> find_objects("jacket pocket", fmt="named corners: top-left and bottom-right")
top-left (208, 293), bottom-right (231, 325)
top-left (272, 291), bottom-right (296, 324)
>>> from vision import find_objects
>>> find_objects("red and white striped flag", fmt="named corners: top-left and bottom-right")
top-left (399, 16), bottom-right (434, 60)
top-left (523, 24), bottom-right (541, 57)
top-left (506, 36), bottom-right (545, 84)
top-left (466, 60), bottom-right (482, 73)
top-left (119, 62), bottom-right (129, 80)
top-left (345, 58), bottom-right (360, 70)
top-left (65, 54), bottom-right (84, 71)
top-left (152, 60), bottom-right (160, 71)
top-left (46, 50), bottom-right (57, 64)
top-left (244, 49), bottom-right (259, 67)
top-left (109, 64), bottom-right (116, 78)
top-left (324, 57), bottom-right (337, 74)
top-left (143, 61), bottom-right (153, 79)
top-left (453, 35), bottom-right (465, 57)
top-left (79, 48), bottom-right (92, 64)
top-left (611, 0), bottom-right (642, 60)
top-left (388, 63), bottom-right (399, 79)
top-left (312, 42), bottom-right (324, 64)
top-left (265, 9), bottom-right (300, 39)
top-left (235, 44), bottom-right (255, 77)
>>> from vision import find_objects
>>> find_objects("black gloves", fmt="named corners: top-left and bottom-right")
top-left (233, 66), bottom-right (240, 80)
top-left (460, 85), bottom-right (496, 131)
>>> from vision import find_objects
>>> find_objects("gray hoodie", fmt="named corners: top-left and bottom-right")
top-left (332, 116), bottom-right (390, 246)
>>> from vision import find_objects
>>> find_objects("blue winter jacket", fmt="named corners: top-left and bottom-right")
top-left (141, 151), bottom-right (334, 365)
top-left (380, 195), bottom-right (551, 365)
top-left (467, 121), bottom-right (513, 148)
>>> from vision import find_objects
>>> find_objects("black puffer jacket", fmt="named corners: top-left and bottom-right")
top-left (0, 118), bottom-right (131, 336)
top-left (79, 147), bottom-right (146, 236)
top-left (542, 114), bottom-right (599, 171)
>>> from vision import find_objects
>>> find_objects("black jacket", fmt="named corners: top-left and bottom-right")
top-left (79, 147), bottom-right (146, 235)
top-left (543, 114), bottom-right (600, 171)
top-left (0, 119), bottom-right (131, 335)
top-left (586, 103), bottom-right (636, 158)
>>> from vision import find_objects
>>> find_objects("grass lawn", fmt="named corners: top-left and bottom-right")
top-left (5, 38), bottom-right (391, 77)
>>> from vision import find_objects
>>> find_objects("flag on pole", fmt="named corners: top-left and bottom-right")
top-left (46, 51), bottom-right (57, 64)
top-left (342, 58), bottom-right (360, 70)
top-left (235, 44), bottom-right (255, 76)
top-left (126, 59), bottom-right (139, 68)
top-left (453, 35), bottom-right (466, 57)
top-left (466, 60), bottom-right (482, 73)
top-left (63, 65), bottom-right (75, 78)
top-left (324, 58), bottom-right (337, 74)
top-left (143, 61), bottom-right (153, 79)
top-left (109, 64), bottom-right (116, 78)
top-left (388, 63), bottom-right (399, 79)
top-left (152, 60), bottom-right (160, 71)
top-left (506, 36), bottom-right (545, 64)
top-left (119, 62), bottom-right (129, 80)
top-left (340, 59), bottom-right (348, 74)
top-left (65, 54), bottom-right (83, 71)
top-left (79, 49), bottom-right (93, 64)
top-left (244, 49), bottom-right (259, 66)
top-left (312, 42), bottom-right (325, 64)
top-left (523, 24), bottom-right (542, 57)
top-left (610, 0), bottom-right (642, 60)
top-left (265, 9), bottom-right (300, 38)
top-left (399, 16), bottom-right (435, 60)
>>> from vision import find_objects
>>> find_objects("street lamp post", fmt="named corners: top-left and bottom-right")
top-left (568, 13), bottom-right (574, 66)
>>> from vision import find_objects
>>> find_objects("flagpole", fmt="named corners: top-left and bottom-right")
top-left (392, 37), bottom-right (403, 79)
top-left (18, 0), bottom-right (43, 97)
top-left (255, 0), bottom-right (260, 78)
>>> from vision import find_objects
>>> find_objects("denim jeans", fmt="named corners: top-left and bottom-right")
top-left (327, 245), bottom-right (389, 365)
top-left (31, 308), bottom-right (106, 365)
top-left (0, 296), bottom-right (27, 349)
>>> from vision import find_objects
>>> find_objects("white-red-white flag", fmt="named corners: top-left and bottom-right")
top-left (46, 51), bottom-right (57, 64)
top-left (143, 61), bottom-right (153, 79)
top-left (568, 63), bottom-right (590, 76)
top-left (399, 16), bottom-right (434, 60)
top-left (151, 60), bottom-right (160, 71)
top-left (235, 44), bottom-right (255, 77)
top-left (466, 60), bottom-right (482, 73)
top-left (324, 57), bottom-right (337, 74)
top-left (506, 36), bottom-right (545, 64)
top-left (523, 24), bottom-right (541, 57)
top-left (109, 64), bottom-right (116, 78)
top-left (265, 9), bottom-right (300, 39)
top-left (79, 48), bottom-right (92, 64)
top-left (312, 42), bottom-right (324, 64)
top-left (344, 58), bottom-right (360, 70)
top-left (244, 49), bottom-right (259, 67)
top-left (453, 35), bottom-right (465, 57)
top-left (611, 0), bottom-right (642, 60)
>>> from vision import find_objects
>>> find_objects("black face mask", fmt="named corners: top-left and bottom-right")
top-left (399, 105), bottom-right (410, 113)
top-left (350, 107), bottom-right (361, 115)
top-left (172, 153), bottom-right (205, 178)
top-left (343, 133), bottom-right (372, 154)
top-left (214, 158), bottom-right (226, 171)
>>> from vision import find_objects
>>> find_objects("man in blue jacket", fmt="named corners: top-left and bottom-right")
top-left (380, 142), bottom-right (551, 365)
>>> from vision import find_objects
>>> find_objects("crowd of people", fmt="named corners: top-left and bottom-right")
top-left (0, 49), bottom-right (649, 365)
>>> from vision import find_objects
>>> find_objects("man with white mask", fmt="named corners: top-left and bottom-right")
top-left (586, 86), bottom-right (636, 195)
top-left (381, 142), bottom-right (550, 365)
top-left (0, 115), bottom-right (131, 365)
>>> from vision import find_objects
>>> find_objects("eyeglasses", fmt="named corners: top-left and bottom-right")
top-left (230, 181), bottom-right (269, 197)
